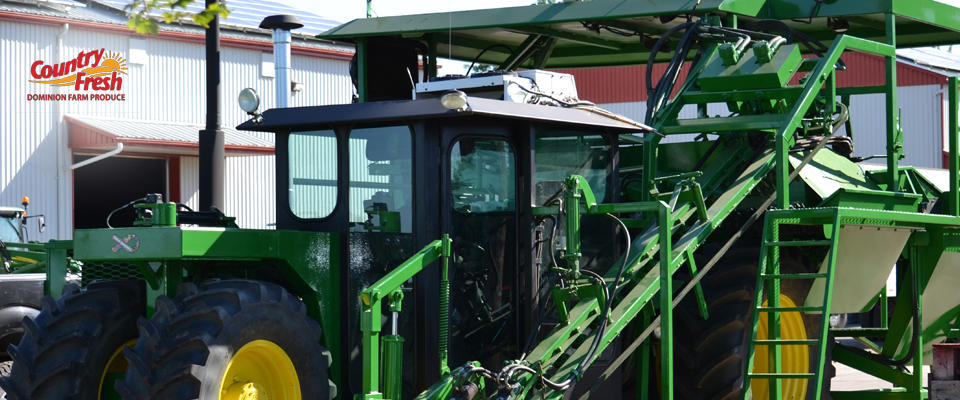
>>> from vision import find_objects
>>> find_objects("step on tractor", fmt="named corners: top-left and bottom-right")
top-left (7, 0), bottom-right (960, 399)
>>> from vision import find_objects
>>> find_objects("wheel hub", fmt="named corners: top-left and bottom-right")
top-left (219, 340), bottom-right (301, 400)
top-left (223, 382), bottom-right (269, 400)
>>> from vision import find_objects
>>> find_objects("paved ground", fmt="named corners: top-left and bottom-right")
top-left (831, 336), bottom-right (929, 392)
top-left (834, 362), bottom-right (929, 391)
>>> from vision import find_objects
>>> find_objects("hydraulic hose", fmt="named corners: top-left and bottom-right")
top-left (646, 21), bottom-right (702, 123)
top-left (567, 213), bottom-right (632, 382)
top-left (645, 22), bottom-right (696, 99)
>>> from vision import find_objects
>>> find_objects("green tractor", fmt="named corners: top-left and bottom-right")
top-left (8, 1), bottom-right (960, 399)
top-left (0, 197), bottom-right (48, 398)
top-left (0, 197), bottom-right (47, 274)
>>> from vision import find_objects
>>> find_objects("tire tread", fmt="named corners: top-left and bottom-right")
top-left (0, 280), bottom-right (144, 400)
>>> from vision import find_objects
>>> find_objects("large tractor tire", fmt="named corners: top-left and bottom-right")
top-left (117, 279), bottom-right (335, 400)
top-left (0, 304), bottom-right (42, 399)
top-left (673, 248), bottom-right (833, 400)
top-left (0, 280), bottom-right (145, 399)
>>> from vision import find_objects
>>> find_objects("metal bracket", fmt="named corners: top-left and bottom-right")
top-left (685, 248), bottom-right (709, 320)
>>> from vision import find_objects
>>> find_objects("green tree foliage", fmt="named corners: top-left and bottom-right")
top-left (465, 63), bottom-right (496, 74)
top-left (125, 0), bottom-right (231, 35)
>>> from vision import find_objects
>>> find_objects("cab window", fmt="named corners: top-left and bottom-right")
top-left (289, 129), bottom-right (338, 219)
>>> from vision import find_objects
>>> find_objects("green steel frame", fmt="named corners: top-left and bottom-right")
top-left (348, 11), bottom-right (960, 400)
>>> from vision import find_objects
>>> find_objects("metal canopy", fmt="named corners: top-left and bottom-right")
top-left (236, 97), bottom-right (646, 132)
top-left (319, 0), bottom-right (960, 69)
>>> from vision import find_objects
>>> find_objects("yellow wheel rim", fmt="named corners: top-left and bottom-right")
top-left (99, 339), bottom-right (137, 399)
top-left (219, 340), bottom-right (301, 400)
top-left (752, 294), bottom-right (809, 400)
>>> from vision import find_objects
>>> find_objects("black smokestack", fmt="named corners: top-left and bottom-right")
top-left (199, 0), bottom-right (225, 211)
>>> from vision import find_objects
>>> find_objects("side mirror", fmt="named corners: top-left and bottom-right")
top-left (38, 216), bottom-right (45, 234)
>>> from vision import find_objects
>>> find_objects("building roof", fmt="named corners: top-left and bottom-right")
top-left (66, 115), bottom-right (274, 156)
top-left (896, 47), bottom-right (960, 78)
top-left (90, 0), bottom-right (340, 38)
top-left (0, 0), bottom-right (352, 57)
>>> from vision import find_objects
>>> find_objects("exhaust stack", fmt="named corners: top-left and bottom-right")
top-left (199, 0), bottom-right (224, 211)
top-left (260, 15), bottom-right (303, 108)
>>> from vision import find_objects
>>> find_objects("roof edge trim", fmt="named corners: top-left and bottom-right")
top-left (0, 10), bottom-right (353, 60)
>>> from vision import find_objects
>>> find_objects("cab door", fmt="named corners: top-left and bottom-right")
top-left (441, 126), bottom-right (522, 372)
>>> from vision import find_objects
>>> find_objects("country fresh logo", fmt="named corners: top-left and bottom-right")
top-left (27, 49), bottom-right (128, 101)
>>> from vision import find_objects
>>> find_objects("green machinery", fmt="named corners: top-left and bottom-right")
top-left (0, 198), bottom-right (47, 273)
top-left (7, 1), bottom-right (960, 399)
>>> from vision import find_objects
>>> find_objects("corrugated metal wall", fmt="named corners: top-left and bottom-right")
top-left (225, 154), bottom-right (276, 229)
top-left (839, 85), bottom-right (943, 169)
top-left (596, 84), bottom-right (944, 169)
top-left (181, 155), bottom-right (199, 210)
top-left (0, 18), bottom-right (351, 237)
top-left (1, 21), bottom-right (67, 240)
top-left (217, 47), bottom-right (350, 228)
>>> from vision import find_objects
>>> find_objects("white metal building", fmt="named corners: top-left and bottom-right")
top-left (0, 0), bottom-right (353, 239)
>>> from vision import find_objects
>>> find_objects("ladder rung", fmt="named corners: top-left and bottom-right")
top-left (757, 306), bottom-right (824, 312)
top-left (764, 240), bottom-right (832, 247)
top-left (760, 273), bottom-right (828, 279)
top-left (748, 373), bottom-right (816, 379)
top-left (753, 339), bottom-right (819, 345)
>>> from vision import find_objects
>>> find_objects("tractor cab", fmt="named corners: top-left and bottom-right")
top-left (0, 208), bottom-right (24, 244)
top-left (238, 92), bottom-right (647, 396)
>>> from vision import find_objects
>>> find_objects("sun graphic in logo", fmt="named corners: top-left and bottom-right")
top-left (71, 51), bottom-right (128, 85)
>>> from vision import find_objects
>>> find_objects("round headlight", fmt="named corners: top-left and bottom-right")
top-left (238, 88), bottom-right (260, 113)
top-left (440, 90), bottom-right (469, 111)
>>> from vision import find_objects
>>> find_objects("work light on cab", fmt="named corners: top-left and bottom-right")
top-left (238, 88), bottom-right (262, 123)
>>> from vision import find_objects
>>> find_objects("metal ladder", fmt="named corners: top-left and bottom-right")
top-left (740, 219), bottom-right (840, 400)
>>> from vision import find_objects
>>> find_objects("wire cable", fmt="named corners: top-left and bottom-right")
top-left (105, 197), bottom-right (146, 229)
top-left (465, 44), bottom-right (514, 75)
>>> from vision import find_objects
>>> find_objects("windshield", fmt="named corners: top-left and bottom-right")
top-left (535, 132), bottom-right (611, 204)
top-left (0, 217), bottom-right (20, 242)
